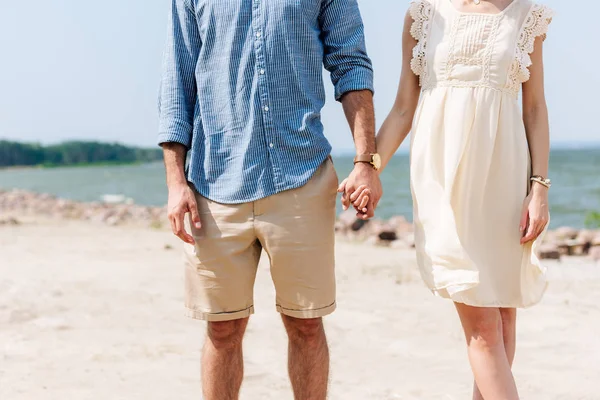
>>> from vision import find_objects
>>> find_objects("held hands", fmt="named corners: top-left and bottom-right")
top-left (520, 184), bottom-right (550, 244)
top-left (337, 163), bottom-right (383, 220)
top-left (167, 183), bottom-right (202, 244)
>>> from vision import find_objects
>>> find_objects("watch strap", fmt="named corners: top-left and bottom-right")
top-left (354, 154), bottom-right (373, 164)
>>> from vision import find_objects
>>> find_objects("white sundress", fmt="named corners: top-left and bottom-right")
top-left (409, 0), bottom-right (553, 307)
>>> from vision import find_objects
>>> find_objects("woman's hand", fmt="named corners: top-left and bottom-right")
top-left (520, 185), bottom-right (550, 244)
top-left (337, 178), bottom-right (372, 218)
top-left (337, 164), bottom-right (382, 220)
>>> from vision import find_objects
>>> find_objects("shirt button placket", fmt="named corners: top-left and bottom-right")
top-left (251, 0), bottom-right (280, 186)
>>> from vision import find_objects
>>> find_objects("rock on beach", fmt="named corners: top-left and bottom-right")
top-left (1, 189), bottom-right (598, 261)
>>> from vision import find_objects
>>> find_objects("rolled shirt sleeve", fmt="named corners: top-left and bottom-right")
top-left (319, 0), bottom-right (375, 101)
top-left (157, 0), bottom-right (201, 148)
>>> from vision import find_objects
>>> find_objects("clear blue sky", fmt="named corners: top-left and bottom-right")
top-left (0, 0), bottom-right (596, 153)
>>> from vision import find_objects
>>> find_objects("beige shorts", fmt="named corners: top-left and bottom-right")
top-left (183, 158), bottom-right (338, 322)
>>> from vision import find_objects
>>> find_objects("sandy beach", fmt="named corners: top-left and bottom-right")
top-left (1, 217), bottom-right (599, 400)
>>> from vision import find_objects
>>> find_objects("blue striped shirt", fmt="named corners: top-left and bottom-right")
top-left (158, 0), bottom-right (374, 203)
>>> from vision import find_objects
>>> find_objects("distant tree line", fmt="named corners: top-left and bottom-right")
top-left (0, 140), bottom-right (163, 168)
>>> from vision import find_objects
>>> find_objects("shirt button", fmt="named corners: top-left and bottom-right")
top-left (264, 106), bottom-right (269, 112)
top-left (269, 143), bottom-right (274, 148)
top-left (256, 31), bottom-right (262, 38)
top-left (260, 69), bottom-right (265, 75)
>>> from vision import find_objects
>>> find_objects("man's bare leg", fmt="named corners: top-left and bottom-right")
top-left (202, 318), bottom-right (249, 400)
top-left (281, 316), bottom-right (329, 400)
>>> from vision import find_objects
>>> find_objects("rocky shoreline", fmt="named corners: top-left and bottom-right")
top-left (2, 189), bottom-right (599, 261)
top-left (335, 209), bottom-right (600, 261)
top-left (0, 189), bottom-right (167, 228)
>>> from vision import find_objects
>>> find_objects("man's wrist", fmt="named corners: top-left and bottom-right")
top-left (354, 162), bottom-right (378, 175)
top-left (166, 174), bottom-right (188, 188)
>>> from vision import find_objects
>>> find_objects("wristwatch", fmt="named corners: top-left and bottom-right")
top-left (354, 153), bottom-right (382, 171)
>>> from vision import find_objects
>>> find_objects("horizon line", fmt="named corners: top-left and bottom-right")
top-left (331, 141), bottom-right (600, 156)
top-left (2, 137), bottom-right (599, 153)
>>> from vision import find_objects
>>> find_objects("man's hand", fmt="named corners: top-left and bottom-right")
top-left (167, 183), bottom-right (201, 245)
top-left (161, 142), bottom-right (200, 244)
top-left (338, 163), bottom-right (382, 220)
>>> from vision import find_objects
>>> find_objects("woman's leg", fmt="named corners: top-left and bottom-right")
top-left (499, 308), bottom-right (517, 365)
top-left (454, 303), bottom-right (519, 400)
top-left (472, 308), bottom-right (518, 399)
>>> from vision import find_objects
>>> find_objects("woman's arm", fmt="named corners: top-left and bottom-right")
top-left (375, 11), bottom-right (422, 171)
top-left (520, 36), bottom-right (551, 244)
top-left (341, 11), bottom-right (421, 210)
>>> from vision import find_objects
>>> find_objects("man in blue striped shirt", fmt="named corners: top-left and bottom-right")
top-left (159, 0), bottom-right (382, 398)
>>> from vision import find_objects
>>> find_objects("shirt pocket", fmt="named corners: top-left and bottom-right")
top-left (276, 0), bottom-right (321, 22)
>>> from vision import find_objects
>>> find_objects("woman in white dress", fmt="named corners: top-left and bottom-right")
top-left (341, 0), bottom-right (553, 398)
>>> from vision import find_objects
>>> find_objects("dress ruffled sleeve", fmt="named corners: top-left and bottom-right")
top-left (409, 0), bottom-right (433, 80)
top-left (514, 3), bottom-right (554, 84)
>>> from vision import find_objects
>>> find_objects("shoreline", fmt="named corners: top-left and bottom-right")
top-left (1, 188), bottom-right (599, 262)
top-left (0, 160), bottom-right (156, 171)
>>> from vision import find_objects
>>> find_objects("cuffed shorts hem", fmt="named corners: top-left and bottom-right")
top-left (185, 305), bottom-right (254, 322)
top-left (276, 302), bottom-right (336, 319)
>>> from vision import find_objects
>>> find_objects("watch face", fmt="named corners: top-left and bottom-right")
top-left (372, 153), bottom-right (382, 170)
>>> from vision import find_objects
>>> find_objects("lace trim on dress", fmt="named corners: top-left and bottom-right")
top-left (409, 0), bottom-right (433, 85)
top-left (507, 4), bottom-right (553, 92)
